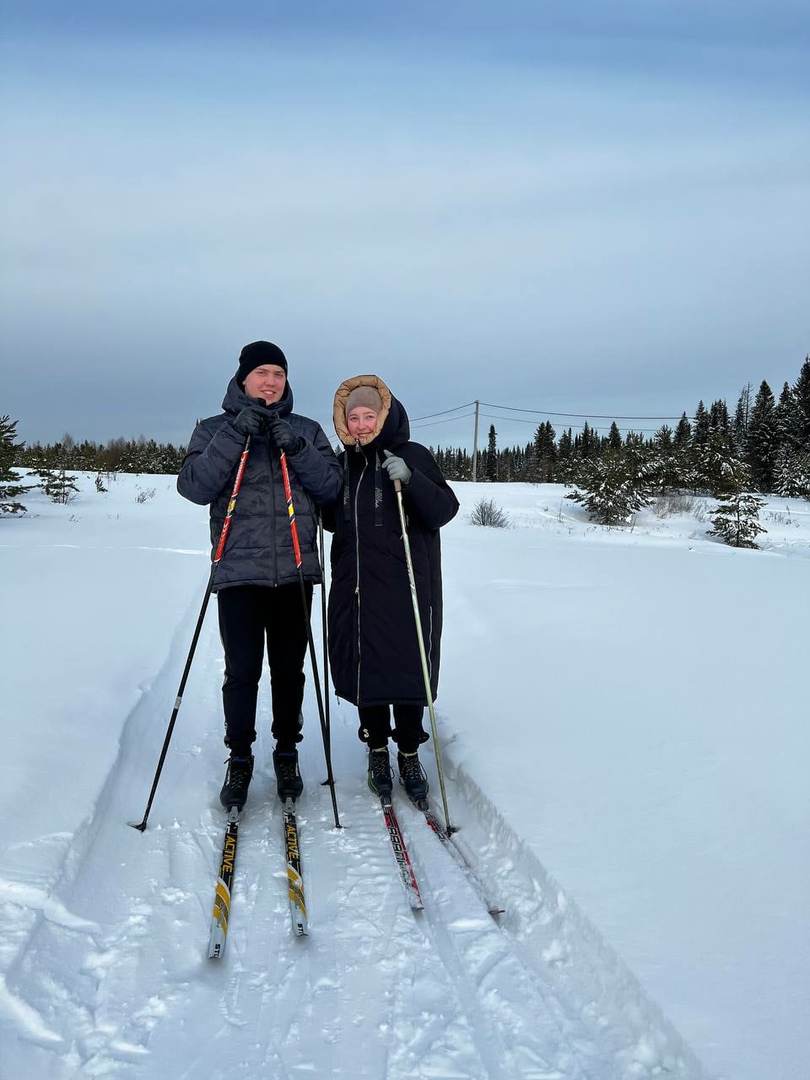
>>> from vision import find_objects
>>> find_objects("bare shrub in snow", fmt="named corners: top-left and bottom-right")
top-left (469, 498), bottom-right (509, 528)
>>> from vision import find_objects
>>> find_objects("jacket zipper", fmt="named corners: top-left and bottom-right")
top-left (269, 445), bottom-right (279, 585)
top-left (353, 450), bottom-right (368, 703)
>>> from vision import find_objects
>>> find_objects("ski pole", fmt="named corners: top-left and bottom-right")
top-left (279, 451), bottom-right (341, 828)
top-left (318, 515), bottom-right (332, 751)
top-left (392, 478), bottom-right (455, 834)
top-left (129, 436), bottom-right (252, 832)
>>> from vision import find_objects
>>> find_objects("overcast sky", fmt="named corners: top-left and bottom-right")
top-left (2, 0), bottom-right (808, 451)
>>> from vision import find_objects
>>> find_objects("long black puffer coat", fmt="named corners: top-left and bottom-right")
top-left (177, 377), bottom-right (342, 590)
top-left (325, 375), bottom-right (459, 706)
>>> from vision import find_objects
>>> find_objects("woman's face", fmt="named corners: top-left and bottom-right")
top-left (346, 406), bottom-right (379, 439)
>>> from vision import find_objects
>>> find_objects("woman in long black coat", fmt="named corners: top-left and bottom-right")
top-left (325, 375), bottom-right (459, 800)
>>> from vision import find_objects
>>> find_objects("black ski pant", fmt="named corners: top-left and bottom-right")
top-left (217, 583), bottom-right (313, 757)
top-left (357, 704), bottom-right (428, 755)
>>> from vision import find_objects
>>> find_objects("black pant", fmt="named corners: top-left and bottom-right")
top-left (217, 583), bottom-right (312, 756)
top-left (357, 704), bottom-right (428, 755)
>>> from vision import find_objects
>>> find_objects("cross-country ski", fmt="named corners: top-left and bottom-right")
top-left (207, 807), bottom-right (240, 959)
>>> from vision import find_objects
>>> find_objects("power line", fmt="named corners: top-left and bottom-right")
top-left (411, 412), bottom-right (476, 429)
top-left (413, 417), bottom-right (666, 438)
top-left (409, 398), bottom-right (693, 455)
top-left (411, 402), bottom-right (476, 421)
top-left (411, 407), bottom-right (680, 436)
top-left (412, 398), bottom-right (691, 425)
top-left (479, 400), bottom-right (687, 421)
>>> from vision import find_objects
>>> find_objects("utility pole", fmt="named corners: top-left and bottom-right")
top-left (471, 400), bottom-right (480, 482)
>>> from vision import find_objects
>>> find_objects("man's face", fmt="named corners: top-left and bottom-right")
top-left (244, 364), bottom-right (286, 405)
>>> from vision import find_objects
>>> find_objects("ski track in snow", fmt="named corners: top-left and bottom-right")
top-left (1, 600), bottom-right (706, 1079)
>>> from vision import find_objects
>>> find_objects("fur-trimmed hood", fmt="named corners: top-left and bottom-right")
top-left (332, 374), bottom-right (410, 451)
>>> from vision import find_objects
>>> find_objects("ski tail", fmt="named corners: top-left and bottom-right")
top-left (412, 796), bottom-right (504, 919)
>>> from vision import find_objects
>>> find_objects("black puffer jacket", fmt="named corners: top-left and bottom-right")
top-left (325, 375), bottom-right (459, 706)
top-left (178, 377), bottom-right (342, 590)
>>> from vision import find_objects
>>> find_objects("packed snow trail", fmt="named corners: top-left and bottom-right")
top-left (2, 601), bottom-right (704, 1079)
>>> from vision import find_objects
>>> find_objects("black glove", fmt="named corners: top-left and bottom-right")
top-left (232, 405), bottom-right (268, 437)
top-left (267, 417), bottom-right (305, 456)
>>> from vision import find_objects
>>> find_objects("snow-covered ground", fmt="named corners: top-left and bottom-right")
top-left (1, 472), bottom-right (807, 1080)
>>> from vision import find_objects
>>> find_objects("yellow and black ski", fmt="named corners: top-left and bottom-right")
top-left (283, 798), bottom-right (308, 936)
top-left (208, 806), bottom-right (240, 959)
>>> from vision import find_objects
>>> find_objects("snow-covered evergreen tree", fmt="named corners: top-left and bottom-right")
top-left (27, 435), bottom-right (81, 504)
top-left (696, 433), bottom-right (742, 496)
top-left (531, 421), bottom-right (557, 482)
top-left (733, 383), bottom-right (752, 455)
top-left (0, 415), bottom-right (30, 515)
top-left (692, 400), bottom-right (710, 448)
top-left (709, 398), bottom-right (730, 438)
top-left (555, 428), bottom-right (575, 483)
top-left (578, 421), bottom-right (598, 460)
top-left (34, 467), bottom-right (80, 504)
top-left (709, 491), bottom-right (767, 548)
top-left (774, 381), bottom-right (802, 452)
top-left (747, 380), bottom-right (778, 491)
top-left (674, 413), bottom-right (692, 450)
top-left (650, 424), bottom-right (687, 492)
top-left (708, 461), bottom-right (766, 548)
top-left (566, 447), bottom-right (653, 525)
top-left (485, 424), bottom-right (498, 482)
top-left (792, 356), bottom-right (810, 450)
top-left (773, 447), bottom-right (810, 498)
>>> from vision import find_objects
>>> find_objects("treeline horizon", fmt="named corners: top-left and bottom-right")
top-left (5, 355), bottom-right (810, 500)
top-left (14, 434), bottom-right (187, 475)
top-left (434, 357), bottom-right (810, 499)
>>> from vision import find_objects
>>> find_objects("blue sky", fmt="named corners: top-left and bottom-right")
top-left (2, 1), bottom-right (808, 450)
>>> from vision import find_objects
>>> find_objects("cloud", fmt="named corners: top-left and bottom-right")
top-left (1, 17), bottom-right (808, 447)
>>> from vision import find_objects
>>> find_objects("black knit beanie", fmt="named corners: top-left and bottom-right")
top-left (236, 341), bottom-right (288, 386)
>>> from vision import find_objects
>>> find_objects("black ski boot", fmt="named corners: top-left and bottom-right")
top-left (273, 749), bottom-right (304, 801)
top-left (398, 751), bottom-right (429, 804)
top-left (220, 753), bottom-right (254, 811)
top-left (367, 747), bottom-right (393, 798)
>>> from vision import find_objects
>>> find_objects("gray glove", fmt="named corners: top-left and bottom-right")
top-left (232, 405), bottom-right (268, 437)
top-left (382, 450), bottom-right (412, 486)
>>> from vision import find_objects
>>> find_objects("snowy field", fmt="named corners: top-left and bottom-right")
top-left (1, 471), bottom-right (808, 1080)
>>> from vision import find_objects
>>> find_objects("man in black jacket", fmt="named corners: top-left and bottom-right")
top-left (178, 341), bottom-right (342, 809)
